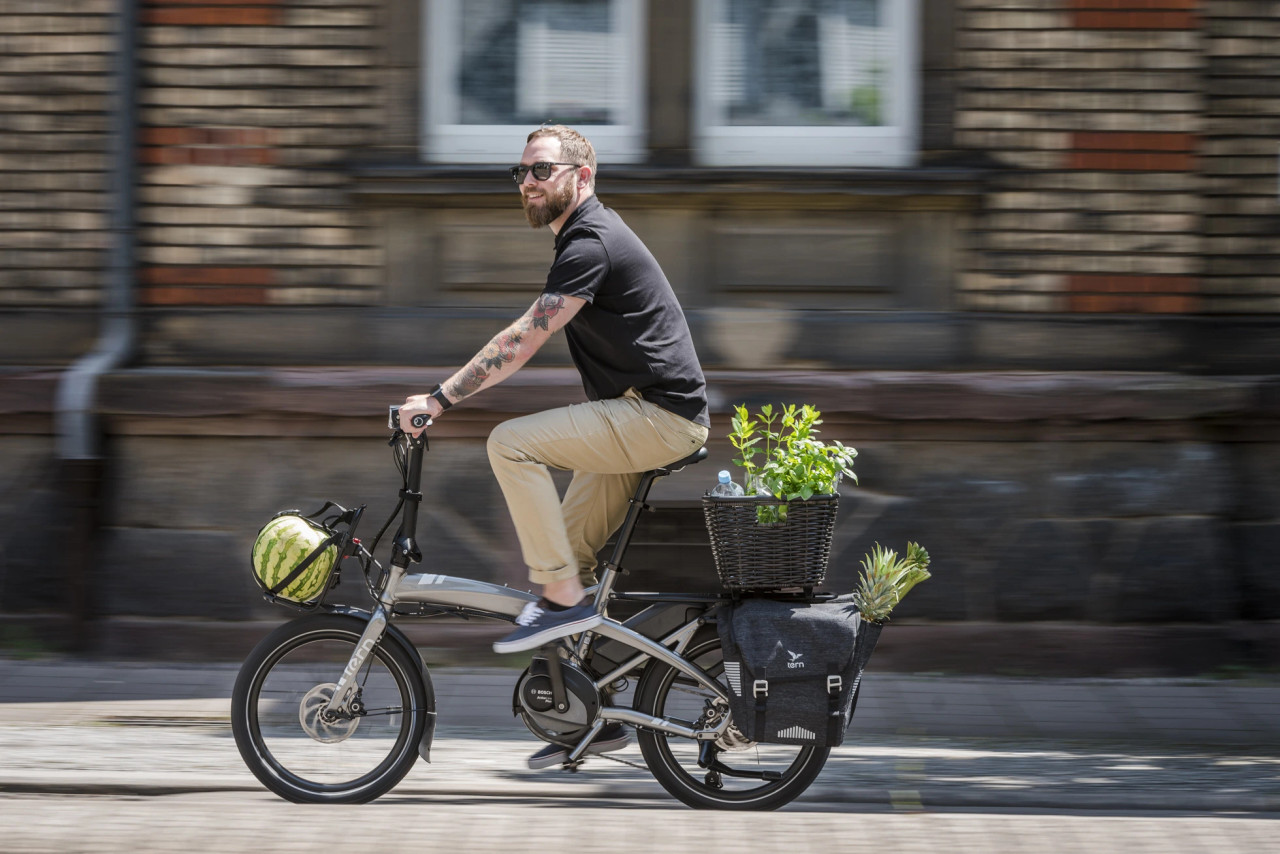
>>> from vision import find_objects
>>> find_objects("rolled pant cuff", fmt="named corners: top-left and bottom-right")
top-left (528, 565), bottom-right (581, 585)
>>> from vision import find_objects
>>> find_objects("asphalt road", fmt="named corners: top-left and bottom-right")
top-left (1, 789), bottom-right (1276, 854)
top-left (1, 658), bottom-right (1277, 852)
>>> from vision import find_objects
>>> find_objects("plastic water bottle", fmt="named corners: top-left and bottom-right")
top-left (710, 470), bottom-right (745, 497)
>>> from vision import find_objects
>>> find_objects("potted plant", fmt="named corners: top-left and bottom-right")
top-left (703, 404), bottom-right (859, 592)
top-left (728, 403), bottom-right (858, 523)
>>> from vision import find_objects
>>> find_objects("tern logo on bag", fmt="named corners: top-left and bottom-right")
top-left (786, 650), bottom-right (805, 669)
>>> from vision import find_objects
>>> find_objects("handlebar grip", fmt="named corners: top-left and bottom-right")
top-left (388, 404), bottom-right (431, 431)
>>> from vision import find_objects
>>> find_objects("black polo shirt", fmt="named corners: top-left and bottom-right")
top-left (544, 195), bottom-right (709, 428)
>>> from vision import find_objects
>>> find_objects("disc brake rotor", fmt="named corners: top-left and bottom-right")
top-left (299, 683), bottom-right (361, 744)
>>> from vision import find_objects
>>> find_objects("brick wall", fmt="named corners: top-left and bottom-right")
top-left (956, 0), bottom-right (1209, 313)
top-left (0, 1), bottom-right (115, 309)
top-left (136, 0), bottom-right (382, 308)
top-left (1202, 1), bottom-right (1280, 312)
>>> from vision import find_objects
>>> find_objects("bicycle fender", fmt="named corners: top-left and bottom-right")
top-left (328, 605), bottom-right (438, 763)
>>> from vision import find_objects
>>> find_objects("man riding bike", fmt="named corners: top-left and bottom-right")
top-left (398, 125), bottom-right (710, 768)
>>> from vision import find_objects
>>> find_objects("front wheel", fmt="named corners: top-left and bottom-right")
top-left (635, 627), bottom-right (830, 810)
top-left (231, 613), bottom-right (429, 803)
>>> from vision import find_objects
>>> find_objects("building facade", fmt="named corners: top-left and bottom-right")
top-left (1, 0), bottom-right (1277, 670)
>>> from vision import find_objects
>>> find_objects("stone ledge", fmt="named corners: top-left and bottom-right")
top-left (95, 367), bottom-right (1280, 426)
top-left (5, 366), bottom-right (1277, 439)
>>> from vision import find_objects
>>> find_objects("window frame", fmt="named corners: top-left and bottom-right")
top-left (692, 0), bottom-right (920, 168)
top-left (421, 0), bottom-right (649, 164)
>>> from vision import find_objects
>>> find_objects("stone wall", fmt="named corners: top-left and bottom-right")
top-left (12, 369), bottom-right (1279, 620)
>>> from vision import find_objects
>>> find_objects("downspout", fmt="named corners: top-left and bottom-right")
top-left (53, 0), bottom-right (139, 650)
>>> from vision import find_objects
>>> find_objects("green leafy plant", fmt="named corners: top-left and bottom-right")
top-left (854, 542), bottom-right (931, 623)
top-left (728, 403), bottom-right (858, 523)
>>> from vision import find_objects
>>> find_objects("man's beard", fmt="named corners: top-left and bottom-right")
top-left (522, 177), bottom-right (575, 228)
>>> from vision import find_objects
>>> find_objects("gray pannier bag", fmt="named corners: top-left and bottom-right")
top-left (716, 595), bottom-right (882, 747)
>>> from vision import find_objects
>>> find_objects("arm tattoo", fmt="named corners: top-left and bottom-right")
top-left (449, 364), bottom-right (488, 399)
top-left (531, 293), bottom-right (566, 331)
top-left (446, 318), bottom-right (531, 400)
top-left (480, 326), bottom-right (523, 371)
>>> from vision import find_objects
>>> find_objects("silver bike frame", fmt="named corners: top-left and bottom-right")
top-left (324, 425), bottom-right (729, 750)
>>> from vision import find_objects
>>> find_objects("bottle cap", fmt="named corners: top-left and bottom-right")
top-left (717, 470), bottom-right (731, 482)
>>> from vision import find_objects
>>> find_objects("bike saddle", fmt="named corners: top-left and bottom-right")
top-left (655, 447), bottom-right (707, 475)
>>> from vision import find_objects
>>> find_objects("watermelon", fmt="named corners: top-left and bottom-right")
top-left (251, 514), bottom-right (338, 603)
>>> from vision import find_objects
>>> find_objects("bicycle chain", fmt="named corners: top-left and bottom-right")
top-left (595, 751), bottom-right (649, 771)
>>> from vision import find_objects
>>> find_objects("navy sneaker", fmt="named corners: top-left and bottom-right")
top-left (527, 723), bottom-right (631, 770)
top-left (493, 597), bottom-right (601, 654)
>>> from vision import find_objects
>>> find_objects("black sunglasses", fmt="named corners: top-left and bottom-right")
top-left (509, 161), bottom-right (580, 184)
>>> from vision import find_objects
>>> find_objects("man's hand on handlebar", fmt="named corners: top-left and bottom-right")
top-left (398, 393), bottom-right (441, 436)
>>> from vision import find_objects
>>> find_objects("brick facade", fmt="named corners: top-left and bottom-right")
top-left (955, 0), bottom-right (1207, 313)
top-left (134, 0), bottom-right (381, 308)
top-left (1202, 0), bottom-right (1280, 311)
top-left (2, 1), bottom-right (1276, 320)
top-left (2, 1), bottom-right (1278, 659)
top-left (0, 1), bottom-right (115, 308)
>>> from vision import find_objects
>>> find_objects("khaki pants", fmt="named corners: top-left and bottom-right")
top-left (486, 389), bottom-right (709, 586)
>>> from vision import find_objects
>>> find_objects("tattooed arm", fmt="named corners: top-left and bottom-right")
top-left (399, 293), bottom-right (585, 430)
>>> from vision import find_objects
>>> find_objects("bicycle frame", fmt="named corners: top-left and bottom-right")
top-left (322, 429), bottom-right (732, 752)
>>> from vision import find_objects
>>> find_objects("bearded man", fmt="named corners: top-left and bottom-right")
top-left (398, 125), bottom-right (709, 768)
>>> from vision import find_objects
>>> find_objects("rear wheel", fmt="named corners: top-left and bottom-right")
top-left (634, 627), bottom-right (829, 810)
top-left (231, 614), bottom-right (428, 803)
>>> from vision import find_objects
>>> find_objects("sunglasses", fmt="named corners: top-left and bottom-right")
top-left (509, 161), bottom-right (580, 184)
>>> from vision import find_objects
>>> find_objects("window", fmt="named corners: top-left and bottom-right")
top-left (695, 0), bottom-right (919, 167)
top-left (423, 0), bottom-right (647, 164)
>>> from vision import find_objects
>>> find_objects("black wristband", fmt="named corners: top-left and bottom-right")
top-left (430, 384), bottom-right (453, 411)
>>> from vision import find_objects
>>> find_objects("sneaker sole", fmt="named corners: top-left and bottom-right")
top-left (492, 613), bottom-right (603, 654)
top-left (526, 732), bottom-right (631, 770)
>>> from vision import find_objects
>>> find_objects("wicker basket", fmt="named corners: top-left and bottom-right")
top-left (702, 494), bottom-right (839, 592)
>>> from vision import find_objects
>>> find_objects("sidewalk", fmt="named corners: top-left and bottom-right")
top-left (1, 657), bottom-right (1277, 811)
top-left (3, 657), bottom-right (1277, 744)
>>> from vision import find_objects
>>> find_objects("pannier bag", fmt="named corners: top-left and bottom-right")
top-left (716, 595), bottom-right (882, 747)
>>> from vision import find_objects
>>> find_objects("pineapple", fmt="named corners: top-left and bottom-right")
top-left (854, 542), bottom-right (931, 623)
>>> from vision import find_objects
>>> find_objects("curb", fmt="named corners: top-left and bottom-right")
top-left (2, 774), bottom-right (1275, 814)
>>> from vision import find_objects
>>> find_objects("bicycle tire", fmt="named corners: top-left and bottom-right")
top-left (634, 626), bottom-right (830, 810)
top-left (231, 613), bottom-right (428, 804)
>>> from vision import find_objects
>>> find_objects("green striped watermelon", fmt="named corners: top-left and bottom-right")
top-left (251, 514), bottom-right (338, 603)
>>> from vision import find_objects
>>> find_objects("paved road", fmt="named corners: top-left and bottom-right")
top-left (2, 790), bottom-right (1278, 854)
top-left (0, 651), bottom-right (1277, 854)
top-left (1, 723), bottom-right (1278, 813)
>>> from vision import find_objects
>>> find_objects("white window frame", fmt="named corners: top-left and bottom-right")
top-left (423, 0), bottom-right (648, 164)
top-left (693, 0), bottom-right (920, 168)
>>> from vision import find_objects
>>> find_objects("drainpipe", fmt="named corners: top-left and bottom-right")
top-left (54, 0), bottom-right (139, 651)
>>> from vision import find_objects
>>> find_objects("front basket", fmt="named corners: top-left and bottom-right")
top-left (702, 494), bottom-right (838, 592)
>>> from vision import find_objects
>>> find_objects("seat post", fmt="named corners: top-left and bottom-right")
top-left (591, 469), bottom-right (664, 609)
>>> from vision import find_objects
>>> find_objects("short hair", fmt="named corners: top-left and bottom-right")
top-left (527, 124), bottom-right (597, 190)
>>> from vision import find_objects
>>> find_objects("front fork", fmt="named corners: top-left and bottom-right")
top-left (325, 565), bottom-right (406, 716)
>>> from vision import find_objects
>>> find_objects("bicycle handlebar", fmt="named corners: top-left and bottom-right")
top-left (387, 405), bottom-right (430, 431)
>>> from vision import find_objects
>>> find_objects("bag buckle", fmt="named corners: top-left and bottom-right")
top-left (827, 675), bottom-right (842, 694)
top-left (752, 680), bottom-right (769, 698)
